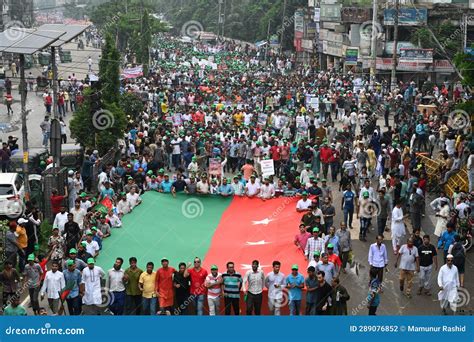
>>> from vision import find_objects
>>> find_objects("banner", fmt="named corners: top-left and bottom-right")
top-left (341, 7), bottom-right (371, 23)
top-left (384, 8), bottom-right (428, 26)
top-left (209, 158), bottom-right (221, 176)
top-left (121, 66), bottom-right (143, 79)
top-left (314, 7), bottom-right (320, 22)
top-left (294, 9), bottom-right (304, 33)
top-left (260, 159), bottom-right (275, 177)
top-left (399, 48), bottom-right (433, 63)
top-left (257, 113), bottom-right (268, 127)
top-left (320, 4), bottom-right (342, 22)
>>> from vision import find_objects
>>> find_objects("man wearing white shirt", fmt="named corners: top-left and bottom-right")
top-left (296, 192), bottom-right (312, 212)
top-left (70, 200), bottom-right (86, 230)
top-left (81, 258), bottom-right (106, 315)
top-left (259, 178), bottom-right (275, 200)
top-left (84, 232), bottom-right (100, 257)
top-left (264, 261), bottom-right (285, 316)
top-left (437, 254), bottom-right (460, 314)
top-left (368, 235), bottom-right (388, 284)
top-left (126, 188), bottom-right (142, 209)
top-left (107, 258), bottom-right (126, 315)
top-left (40, 261), bottom-right (65, 314)
top-left (53, 206), bottom-right (68, 234)
top-left (245, 175), bottom-right (260, 198)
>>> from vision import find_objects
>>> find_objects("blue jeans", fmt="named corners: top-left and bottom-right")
top-left (289, 300), bottom-right (301, 315)
top-left (42, 132), bottom-right (50, 147)
top-left (343, 207), bottom-right (354, 227)
top-left (142, 297), bottom-right (157, 315)
top-left (360, 217), bottom-right (370, 238)
top-left (193, 294), bottom-right (205, 316)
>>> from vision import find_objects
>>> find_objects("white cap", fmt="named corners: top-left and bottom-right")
top-left (446, 254), bottom-right (454, 259)
top-left (17, 218), bottom-right (28, 225)
top-left (93, 150), bottom-right (99, 154)
top-left (68, 170), bottom-right (74, 175)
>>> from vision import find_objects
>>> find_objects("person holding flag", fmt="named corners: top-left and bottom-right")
top-left (61, 260), bottom-right (82, 315)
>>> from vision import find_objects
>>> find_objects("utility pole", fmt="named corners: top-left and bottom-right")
top-left (390, 0), bottom-right (399, 92)
top-left (266, 19), bottom-right (271, 62)
top-left (280, 0), bottom-right (287, 55)
top-left (218, 0), bottom-right (223, 39)
top-left (369, 0), bottom-right (378, 88)
top-left (50, 46), bottom-right (58, 120)
top-left (19, 54), bottom-right (30, 200)
top-left (462, 13), bottom-right (468, 51)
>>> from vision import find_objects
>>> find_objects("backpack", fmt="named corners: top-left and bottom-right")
top-left (451, 242), bottom-right (465, 261)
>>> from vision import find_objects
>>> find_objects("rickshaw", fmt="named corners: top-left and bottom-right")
top-left (59, 50), bottom-right (72, 63)
top-left (38, 52), bottom-right (51, 66)
top-left (35, 76), bottom-right (48, 95)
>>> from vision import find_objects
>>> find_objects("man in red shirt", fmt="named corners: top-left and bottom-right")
top-left (319, 143), bottom-right (332, 180)
top-left (294, 224), bottom-right (311, 253)
top-left (50, 188), bottom-right (68, 215)
top-left (270, 143), bottom-right (281, 177)
top-left (184, 257), bottom-right (208, 315)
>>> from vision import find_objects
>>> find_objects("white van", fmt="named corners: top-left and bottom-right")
top-left (0, 173), bottom-right (25, 217)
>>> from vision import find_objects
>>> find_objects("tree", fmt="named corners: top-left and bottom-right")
top-left (119, 92), bottom-right (144, 119)
top-left (69, 89), bottom-right (127, 155)
top-left (99, 34), bottom-right (120, 104)
top-left (137, 9), bottom-right (152, 76)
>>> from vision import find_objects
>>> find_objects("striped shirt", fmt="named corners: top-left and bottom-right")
top-left (205, 273), bottom-right (222, 299)
top-left (222, 272), bottom-right (242, 298)
top-left (305, 237), bottom-right (324, 259)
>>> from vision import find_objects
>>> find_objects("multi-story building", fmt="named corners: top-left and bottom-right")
top-left (1, 0), bottom-right (34, 30)
top-left (301, 0), bottom-right (473, 85)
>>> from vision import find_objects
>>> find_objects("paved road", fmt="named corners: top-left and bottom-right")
top-left (2, 45), bottom-right (471, 315)
top-left (0, 42), bottom-right (101, 149)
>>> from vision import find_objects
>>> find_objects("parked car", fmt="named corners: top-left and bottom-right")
top-left (0, 173), bottom-right (25, 217)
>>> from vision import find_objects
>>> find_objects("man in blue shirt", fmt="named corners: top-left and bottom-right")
top-left (218, 178), bottom-right (234, 197)
top-left (341, 184), bottom-right (356, 229)
top-left (438, 222), bottom-right (457, 261)
top-left (159, 174), bottom-right (173, 193)
top-left (415, 119), bottom-right (428, 152)
top-left (63, 259), bottom-right (82, 315)
top-left (285, 264), bottom-right (305, 315)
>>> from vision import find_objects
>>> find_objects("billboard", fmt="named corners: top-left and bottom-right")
top-left (320, 4), bottom-right (342, 22)
top-left (384, 8), bottom-right (428, 26)
top-left (399, 48), bottom-right (433, 63)
top-left (345, 48), bottom-right (359, 65)
top-left (294, 9), bottom-right (304, 33)
top-left (341, 7), bottom-right (371, 23)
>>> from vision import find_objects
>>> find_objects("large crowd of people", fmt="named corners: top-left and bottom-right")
top-left (1, 31), bottom-right (472, 316)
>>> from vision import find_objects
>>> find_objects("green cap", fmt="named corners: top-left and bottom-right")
top-left (321, 179), bottom-right (327, 182)
top-left (314, 250), bottom-right (321, 256)
top-left (210, 264), bottom-right (218, 270)
top-left (79, 192), bottom-right (87, 198)
top-left (312, 227), bottom-right (319, 233)
top-left (327, 243), bottom-right (334, 249)
top-left (87, 258), bottom-right (95, 264)
top-left (161, 257), bottom-right (169, 262)
top-left (27, 254), bottom-right (35, 261)
top-left (67, 259), bottom-right (75, 267)
top-left (127, 176), bottom-right (133, 180)
top-left (302, 191), bottom-right (308, 196)
top-left (86, 231), bottom-right (93, 236)
top-left (69, 248), bottom-right (77, 254)
top-left (147, 170), bottom-right (153, 175)
top-left (363, 191), bottom-right (369, 197)
top-left (81, 241), bottom-right (87, 246)
top-left (291, 264), bottom-right (299, 270)
top-left (91, 226), bottom-right (98, 231)
top-left (159, 168), bottom-right (165, 173)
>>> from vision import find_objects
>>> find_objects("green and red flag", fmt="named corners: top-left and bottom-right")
top-left (96, 192), bottom-right (304, 276)
top-left (94, 197), bottom-right (113, 215)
